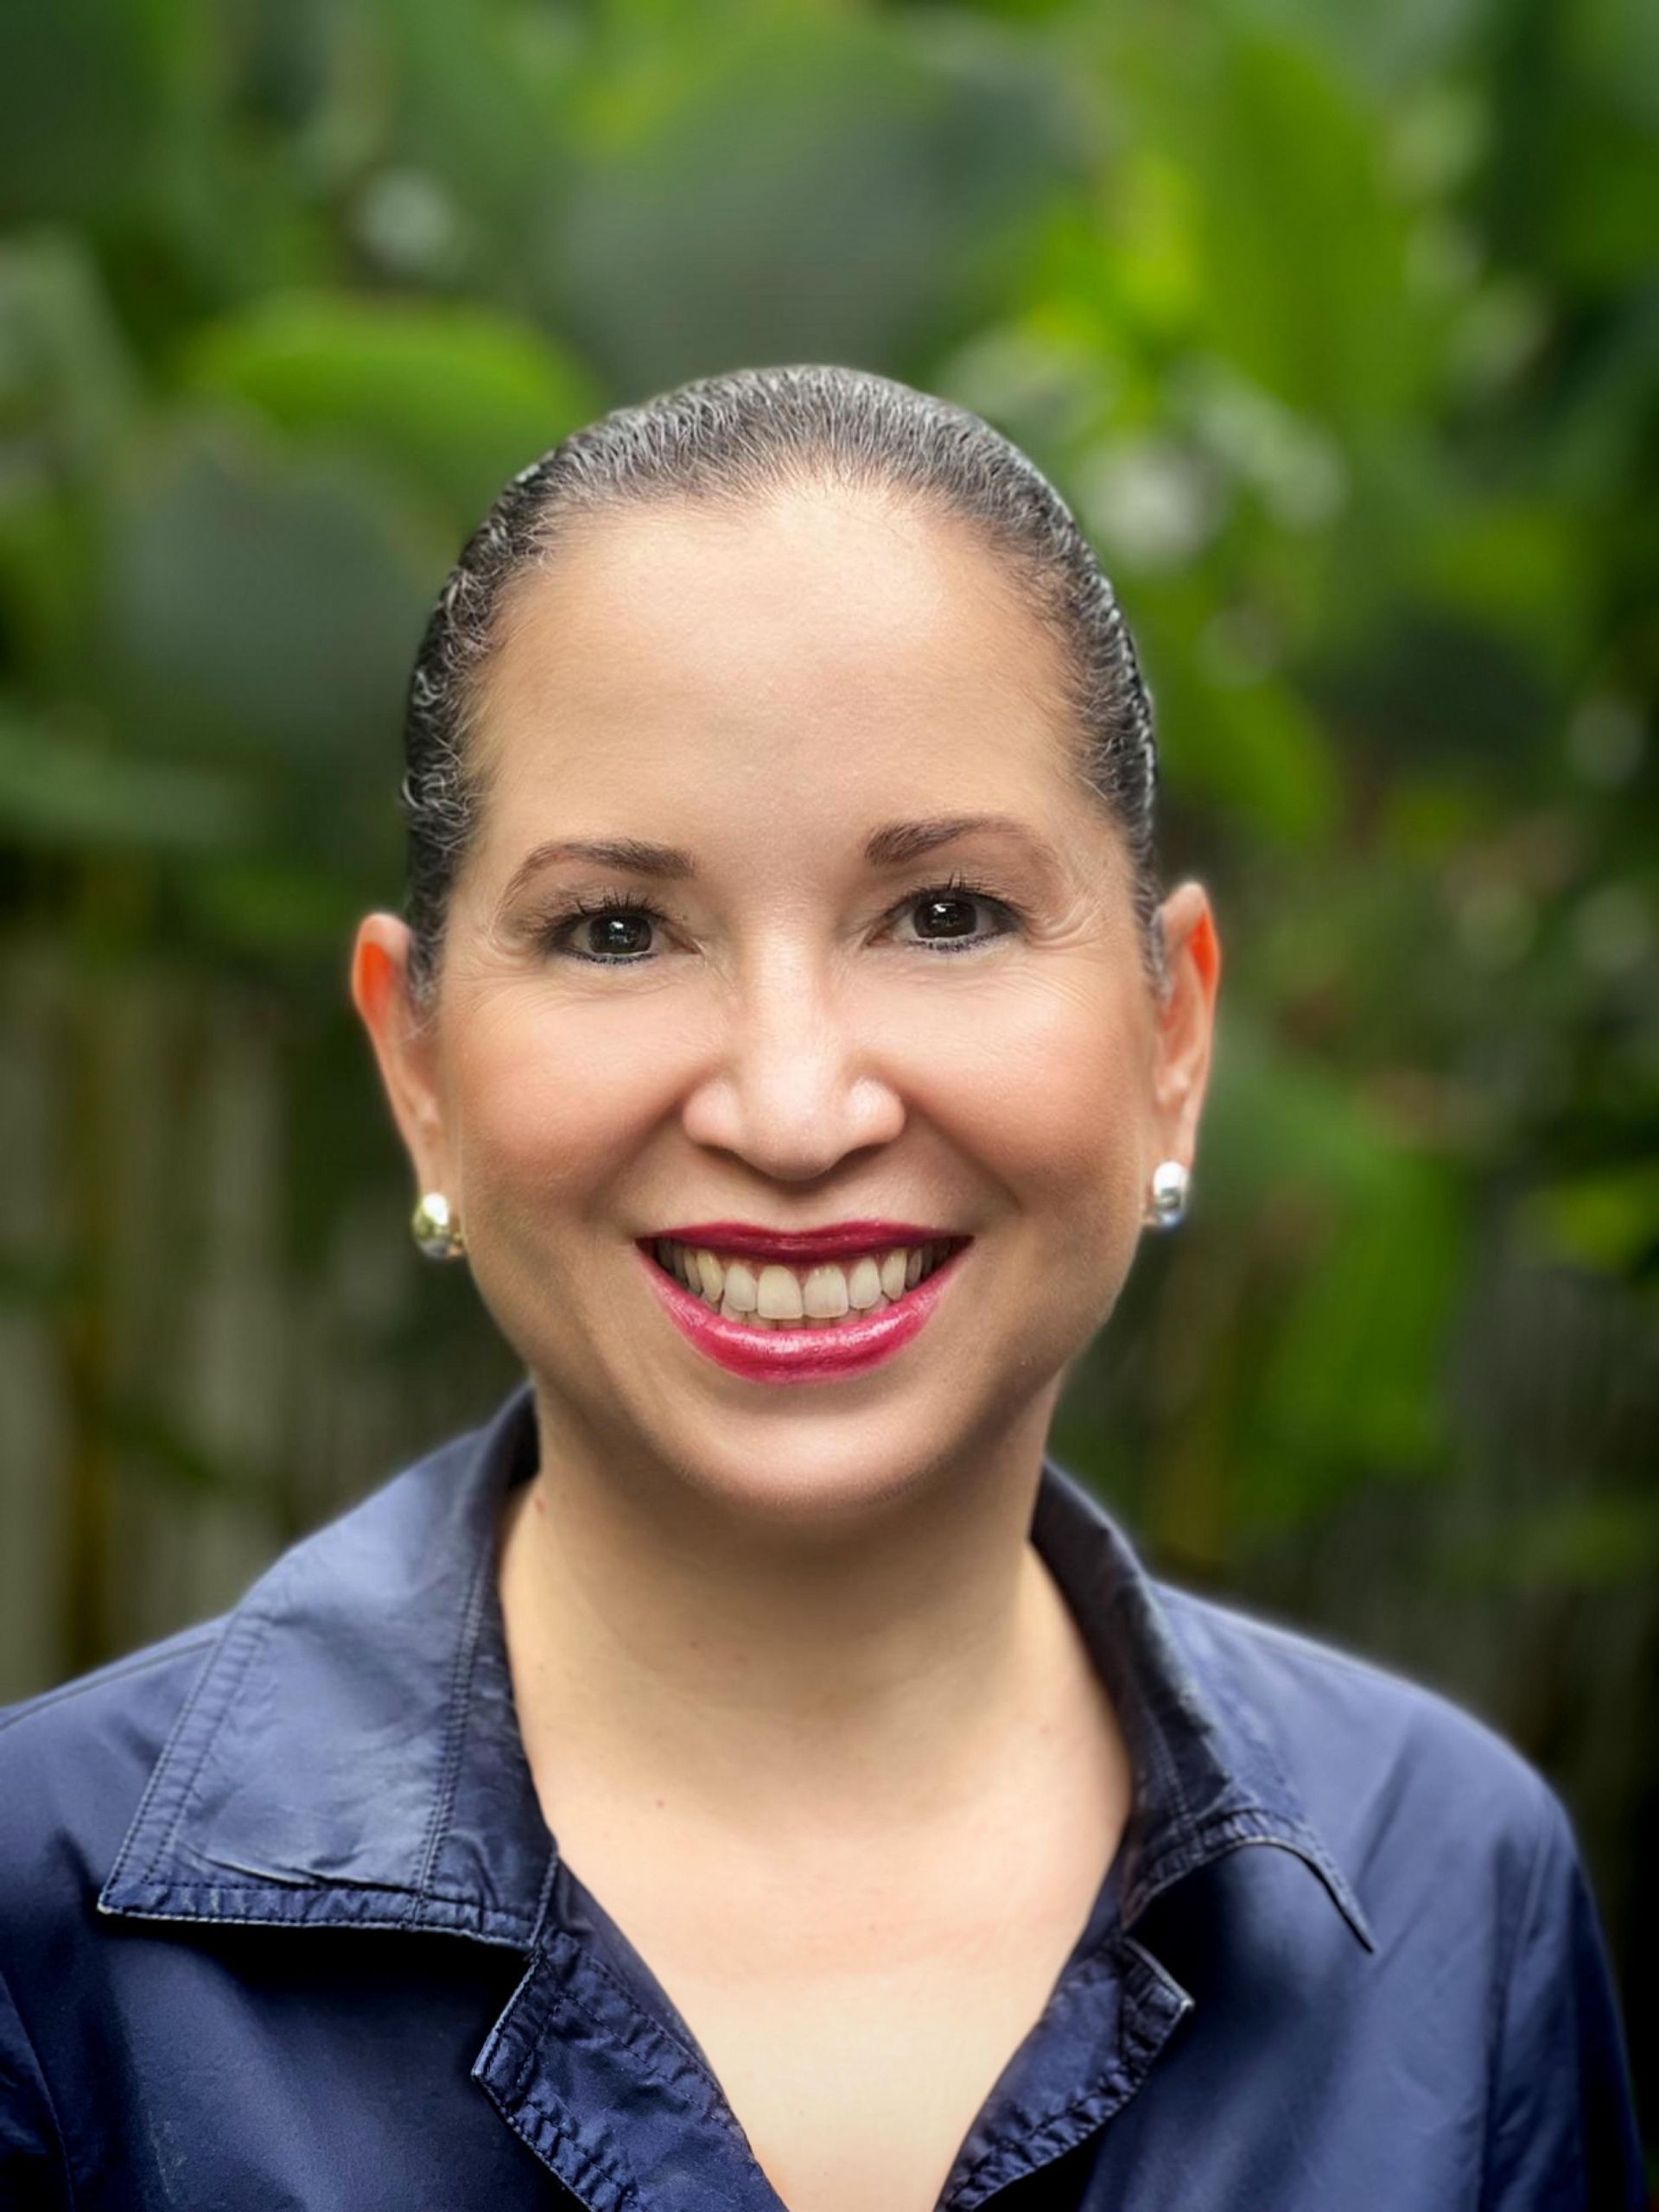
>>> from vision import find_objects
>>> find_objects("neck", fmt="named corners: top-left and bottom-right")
top-left (495, 1387), bottom-right (1088, 1837)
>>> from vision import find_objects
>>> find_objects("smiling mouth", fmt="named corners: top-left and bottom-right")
top-left (644, 1235), bottom-right (971, 1331)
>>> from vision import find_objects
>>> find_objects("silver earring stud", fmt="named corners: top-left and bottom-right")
top-left (1143, 1159), bottom-right (1189, 1230)
top-left (411, 1191), bottom-right (467, 1261)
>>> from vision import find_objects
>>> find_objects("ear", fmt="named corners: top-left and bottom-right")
top-left (350, 914), bottom-right (452, 1198)
top-left (1148, 880), bottom-right (1221, 1169)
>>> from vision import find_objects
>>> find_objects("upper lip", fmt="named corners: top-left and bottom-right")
top-left (645, 1220), bottom-right (969, 1262)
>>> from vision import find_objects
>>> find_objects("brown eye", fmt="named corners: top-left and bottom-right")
top-left (535, 893), bottom-right (669, 964)
top-left (580, 911), bottom-right (655, 959)
top-left (890, 881), bottom-right (1021, 954)
top-left (912, 893), bottom-right (984, 942)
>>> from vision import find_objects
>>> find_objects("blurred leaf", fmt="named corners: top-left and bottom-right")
top-left (99, 1391), bottom-right (248, 1498)
top-left (1517, 1165), bottom-right (1659, 1277)
top-left (1132, 600), bottom-right (1341, 845)
top-left (102, 412), bottom-right (438, 774)
top-left (1164, 29), bottom-right (1429, 425)
top-left (183, 293), bottom-right (602, 531)
top-left (0, 235), bottom-right (139, 677)
top-left (540, 12), bottom-right (1079, 390)
top-left (1547, 110), bottom-right (1659, 287)
top-left (0, 703), bottom-right (259, 854)
top-left (1211, 1017), bottom-right (1468, 1522)
top-left (1547, 290), bottom-right (1659, 500)
top-left (1412, 499), bottom-right (1586, 668)
top-left (181, 855), bottom-right (368, 957)
top-left (1168, 666), bottom-right (1339, 845)
top-left (1248, 1144), bottom-right (1465, 1503)
top-left (1203, 1009), bottom-right (1409, 1205)
top-left (1450, 1494), bottom-right (1659, 1590)
top-left (0, 232), bottom-right (138, 471)
top-left (0, 0), bottom-right (174, 224)
top-left (372, 0), bottom-right (581, 234)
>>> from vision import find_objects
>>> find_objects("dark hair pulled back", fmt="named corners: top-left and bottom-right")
top-left (399, 363), bottom-right (1163, 1007)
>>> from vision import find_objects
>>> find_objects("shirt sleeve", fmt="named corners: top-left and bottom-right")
top-left (0, 1961), bottom-right (69, 2211)
top-left (1481, 1780), bottom-right (1646, 2211)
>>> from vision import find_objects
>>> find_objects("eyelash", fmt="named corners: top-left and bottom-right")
top-left (531, 873), bottom-right (1026, 967)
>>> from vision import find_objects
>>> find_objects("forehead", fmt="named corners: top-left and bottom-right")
top-left (467, 484), bottom-right (1091, 868)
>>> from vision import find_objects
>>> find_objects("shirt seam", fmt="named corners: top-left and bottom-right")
top-left (0, 1953), bottom-right (77, 2210)
top-left (406, 1531), bottom-right (493, 1923)
top-left (500, 2088), bottom-right (641, 2209)
top-left (149, 1608), bottom-right (276, 1885)
top-left (1130, 1803), bottom-right (1300, 1904)
top-left (506, 1963), bottom-right (735, 2205)
top-left (538, 1929), bottom-right (739, 2113)
top-left (944, 1934), bottom-right (1192, 2201)
top-left (1102, 1582), bottom-right (1200, 1838)
top-left (97, 1886), bottom-right (536, 1938)
top-left (97, 1608), bottom-right (260, 1904)
top-left (947, 1956), bottom-right (1128, 2193)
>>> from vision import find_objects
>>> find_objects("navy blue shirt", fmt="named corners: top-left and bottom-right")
top-left (0, 1381), bottom-right (1643, 2208)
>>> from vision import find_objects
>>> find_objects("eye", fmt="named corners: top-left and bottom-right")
top-left (534, 890), bottom-right (669, 964)
top-left (886, 875), bottom-right (1024, 954)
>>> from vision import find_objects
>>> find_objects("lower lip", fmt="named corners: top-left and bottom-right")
top-left (636, 1243), bottom-right (970, 1383)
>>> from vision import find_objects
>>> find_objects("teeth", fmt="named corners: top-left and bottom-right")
top-left (655, 1238), bottom-right (957, 1329)
top-left (756, 1264), bottom-right (804, 1321)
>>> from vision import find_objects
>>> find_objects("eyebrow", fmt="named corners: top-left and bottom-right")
top-left (502, 836), bottom-right (696, 899)
top-left (862, 814), bottom-right (1062, 871)
top-left (500, 815), bottom-right (1064, 900)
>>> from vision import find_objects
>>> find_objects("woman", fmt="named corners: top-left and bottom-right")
top-left (0, 366), bottom-right (1642, 2210)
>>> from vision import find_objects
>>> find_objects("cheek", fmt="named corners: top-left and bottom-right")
top-left (912, 970), bottom-right (1151, 1236)
top-left (444, 993), bottom-right (676, 1223)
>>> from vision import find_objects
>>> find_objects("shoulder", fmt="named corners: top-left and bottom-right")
top-left (1147, 1582), bottom-right (1643, 2202)
top-left (1155, 1579), bottom-right (1568, 1933)
top-left (0, 1395), bottom-right (522, 1955)
top-left (0, 1437), bottom-right (448, 1915)
top-left (0, 1618), bottom-right (230, 1910)
top-left (0, 1400), bottom-right (499, 1824)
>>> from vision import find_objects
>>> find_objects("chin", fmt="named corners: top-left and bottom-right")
top-left (645, 1394), bottom-right (985, 1531)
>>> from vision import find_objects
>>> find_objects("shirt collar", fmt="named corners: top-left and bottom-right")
top-left (99, 1379), bottom-right (1370, 1953)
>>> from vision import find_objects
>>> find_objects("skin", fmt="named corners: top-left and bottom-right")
top-left (352, 480), bottom-right (1220, 2205)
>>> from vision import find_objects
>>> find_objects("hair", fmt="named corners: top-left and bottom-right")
top-left (399, 363), bottom-right (1164, 1009)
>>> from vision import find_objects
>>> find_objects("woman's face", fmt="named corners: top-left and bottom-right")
top-left (355, 484), bottom-right (1218, 1522)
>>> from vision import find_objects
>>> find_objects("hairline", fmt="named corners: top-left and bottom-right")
top-left (447, 471), bottom-right (1121, 898)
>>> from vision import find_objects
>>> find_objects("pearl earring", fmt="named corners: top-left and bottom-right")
top-left (411, 1191), bottom-right (467, 1261)
top-left (1143, 1159), bottom-right (1189, 1230)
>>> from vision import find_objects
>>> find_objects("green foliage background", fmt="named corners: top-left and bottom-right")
top-left (0, 0), bottom-right (1653, 2133)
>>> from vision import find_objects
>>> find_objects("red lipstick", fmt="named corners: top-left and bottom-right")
top-left (635, 1236), bottom-right (971, 1384)
top-left (649, 1220), bottom-right (962, 1263)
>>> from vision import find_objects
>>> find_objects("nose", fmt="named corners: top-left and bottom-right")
top-left (677, 944), bottom-right (906, 1182)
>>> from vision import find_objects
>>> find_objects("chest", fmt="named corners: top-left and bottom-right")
top-left (631, 1921), bottom-right (1094, 2212)
top-left (557, 1782), bottom-right (1124, 2212)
